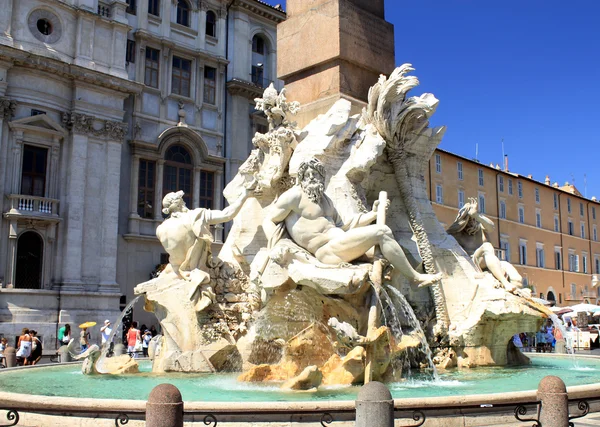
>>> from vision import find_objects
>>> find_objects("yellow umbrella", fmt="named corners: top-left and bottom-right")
top-left (79, 321), bottom-right (96, 329)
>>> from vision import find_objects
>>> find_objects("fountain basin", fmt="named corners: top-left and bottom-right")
top-left (1, 354), bottom-right (600, 426)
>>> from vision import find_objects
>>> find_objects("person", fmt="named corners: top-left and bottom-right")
top-left (512, 333), bottom-right (523, 350)
top-left (27, 330), bottom-right (43, 365)
top-left (100, 320), bottom-right (112, 345)
top-left (16, 328), bottom-right (32, 365)
top-left (150, 325), bottom-right (158, 337)
top-left (126, 321), bottom-right (141, 358)
top-left (57, 324), bottom-right (71, 347)
top-left (545, 323), bottom-right (555, 352)
top-left (265, 158), bottom-right (442, 287)
top-left (142, 330), bottom-right (152, 357)
top-left (0, 337), bottom-right (7, 367)
top-left (79, 327), bottom-right (90, 354)
top-left (447, 198), bottom-right (522, 292)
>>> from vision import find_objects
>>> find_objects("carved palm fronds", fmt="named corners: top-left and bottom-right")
top-left (361, 64), bottom-right (450, 336)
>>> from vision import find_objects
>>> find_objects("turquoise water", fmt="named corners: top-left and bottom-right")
top-left (0, 355), bottom-right (598, 402)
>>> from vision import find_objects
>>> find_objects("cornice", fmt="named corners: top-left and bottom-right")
top-left (226, 78), bottom-right (264, 99)
top-left (232, 0), bottom-right (286, 23)
top-left (0, 45), bottom-right (143, 95)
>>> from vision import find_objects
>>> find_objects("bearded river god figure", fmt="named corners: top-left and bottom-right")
top-left (265, 158), bottom-right (442, 287)
top-left (447, 197), bottom-right (523, 293)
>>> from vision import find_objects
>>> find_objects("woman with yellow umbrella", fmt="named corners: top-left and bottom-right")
top-left (79, 321), bottom-right (96, 353)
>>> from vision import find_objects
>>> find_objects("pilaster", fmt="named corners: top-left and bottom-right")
top-left (128, 154), bottom-right (141, 234)
top-left (3, 220), bottom-right (17, 288)
top-left (155, 159), bottom-right (165, 220)
top-left (0, 0), bottom-right (14, 45)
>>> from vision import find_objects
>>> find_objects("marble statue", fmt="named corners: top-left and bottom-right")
top-left (266, 157), bottom-right (442, 287)
top-left (156, 187), bottom-right (253, 311)
top-left (447, 197), bottom-right (523, 293)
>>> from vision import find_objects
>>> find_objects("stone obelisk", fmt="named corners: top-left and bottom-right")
top-left (277, 0), bottom-right (395, 127)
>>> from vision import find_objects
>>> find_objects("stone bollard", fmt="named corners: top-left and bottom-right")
top-left (58, 345), bottom-right (72, 363)
top-left (3, 347), bottom-right (16, 368)
top-left (356, 381), bottom-right (394, 427)
top-left (113, 343), bottom-right (126, 357)
top-left (146, 383), bottom-right (184, 427)
top-left (537, 375), bottom-right (569, 427)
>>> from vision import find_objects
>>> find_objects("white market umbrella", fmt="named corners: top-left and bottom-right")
top-left (569, 303), bottom-right (600, 314)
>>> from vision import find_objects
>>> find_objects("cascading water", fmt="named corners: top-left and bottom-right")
top-left (385, 284), bottom-right (439, 380)
top-left (548, 313), bottom-right (574, 355)
top-left (95, 295), bottom-right (142, 374)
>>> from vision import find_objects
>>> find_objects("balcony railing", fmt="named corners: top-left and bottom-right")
top-left (7, 194), bottom-right (60, 216)
top-left (250, 73), bottom-right (272, 89)
top-left (98, 2), bottom-right (111, 18)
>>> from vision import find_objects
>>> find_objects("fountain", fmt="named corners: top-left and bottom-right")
top-left (1, 67), bottom-right (599, 427)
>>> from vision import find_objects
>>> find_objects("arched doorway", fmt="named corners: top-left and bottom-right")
top-left (15, 231), bottom-right (43, 289)
top-left (547, 291), bottom-right (556, 304)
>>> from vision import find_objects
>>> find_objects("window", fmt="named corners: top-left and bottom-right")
top-left (535, 187), bottom-right (540, 203)
top-left (148, 0), bottom-right (160, 16)
top-left (30, 109), bottom-right (46, 116)
top-left (203, 66), bottom-right (216, 104)
top-left (478, 193), bottom-right (485, 214)
top-left (554, 214), bottom-right (559, 232)
top-left (583, 254), bottom-right (588, 273)
top-left (536, 210), bottom-right (542, 228)
top-left (199, 171), bottom-right (214, 209)
top-left (536, 246), bottom-right (545, 268)
top-left (555, 248), bottom-right (561, 270)
top-left (594, 225), bottom-right (598, 242)
top-left (163, 145), bottom-right (193, 207)
top-left (144, 47), bottom-right (160, 88)
top-left (498, 176), bottom-right (504, 192)
top-left (508, 179), bottom-right (513, 195)
top-left (205, 10), bottom-right (216, 37)
top-left (517, 181), bottom-right (523, 198)
top-left (580, 202), bottom-right (584, 217)
top-left (176, 0), bottom-right (190, 26)
top-left (571, 283), bottom-right (576, 299)
top-left (435, 184), bottom-right (443, 204)
top-left (500, 240), bottom-right (510, 262)
top-left (500, 200), bottom-right (506, 219)
top-left (553, 193), bottom-right (558, 210)
top-left (126, 39), bottom-right (136, 64)
top-left (252, 35), bottom-right (265, 54)
top-left (569, 253), bottom-right (579, 272)
top-left (21, 145), bottom-right (48, 197)
top-left (251, 65), bottom-right (264, 86)
top-left (518, 206), bottom-right (525, 224)
top-left (458, 190), bottom-right (465, 208)
top-left (171, 56), bottom-right (191, 97)
top-left (581, 222), bottom-right (585, 239)
top-left (434, 154), bottom-right (441, 173)
top-left (457, 162), bottom-right (463, 180)
top-left (126, 0), bottom-right (136, 14)
top-left (593, 206), bottom-right (596, 220)
top-left (478, 169), bottom-right (484, 186)
top-left (568, 219), bottom-right (574, 235)
top-left (567, 198), bottom-right (571, 213)
top-left (596, 257), bottom-right (600, 274)
top-left (137, 160), bottom-right (156, 219)
top-left (519, 241), bottom-right (527, 265)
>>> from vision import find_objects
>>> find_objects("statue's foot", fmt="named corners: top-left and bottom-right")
top-left (416, 272), bottom-right (443, 287)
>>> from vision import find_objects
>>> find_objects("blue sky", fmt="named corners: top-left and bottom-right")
top-left (262, 1), bottom-right (600, 199)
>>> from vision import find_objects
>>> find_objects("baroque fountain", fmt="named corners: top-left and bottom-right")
top-left (1, 66), bottom-right (599, 426)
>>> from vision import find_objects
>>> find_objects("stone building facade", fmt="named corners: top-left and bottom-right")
top-left (0, 0), bottom-right (284, 347)
top-left (426, 149), bottom-right (600, 306)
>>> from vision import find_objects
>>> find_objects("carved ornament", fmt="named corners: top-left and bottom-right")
top-left (61, 112), bottom-right (128, 141)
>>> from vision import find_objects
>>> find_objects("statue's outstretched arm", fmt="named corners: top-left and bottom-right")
top-left (208, 188), bottom-right (251, 224)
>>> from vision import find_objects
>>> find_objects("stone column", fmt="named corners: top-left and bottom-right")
top-left (10, 134), bottom-right (23, 194)
top-left (146, 384), bottom-right (183, 427)
top-left (61, 132), bottom-right (88, 291)
top-left (154, 160), bottom-right (165, 220)
top-left (193, 166), bottom-right (201, 207)
top-left (355, 381), bottom-right (394, 427)
top-left (537, 375), bottom-right (569, 427)
top-left (99, 139), bottom-right (123, 292)
top-left (128, 155), bottom-right (141, 234)
top-left (4, 220), bottom-right (18, 288)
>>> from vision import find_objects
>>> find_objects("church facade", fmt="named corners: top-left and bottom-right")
top-left (0, 0), bottom-right (284, 346)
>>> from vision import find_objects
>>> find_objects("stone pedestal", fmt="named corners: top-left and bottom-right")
top-left (277, 0), bottom-right (395, 127)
